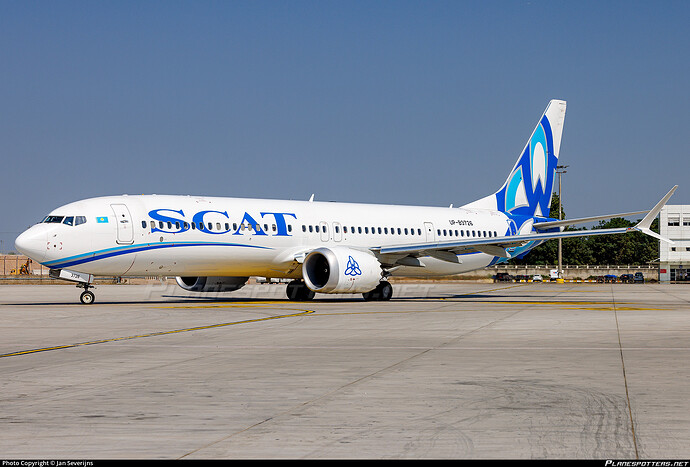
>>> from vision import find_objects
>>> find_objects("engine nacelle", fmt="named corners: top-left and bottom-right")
top-left (302, 247), bottom-right (382, 293)
top-left (175, 276), bottom-right (248, 292)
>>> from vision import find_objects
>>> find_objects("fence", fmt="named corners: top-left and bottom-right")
top-left (0, 255), bottom-right (47, 276)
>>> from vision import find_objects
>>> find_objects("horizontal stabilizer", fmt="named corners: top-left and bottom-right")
top-left (376, 186), bottom-right (678, 257)
top-left (534, 211), bottom-right (649, 230)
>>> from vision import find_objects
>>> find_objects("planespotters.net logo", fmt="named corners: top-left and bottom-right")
top-left (605, 462), bottom-right (688, 467)
top-left (2, 462), bottom-right (94, 467)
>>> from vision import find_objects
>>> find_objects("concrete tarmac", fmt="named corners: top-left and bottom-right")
top-left (0, 281), bottom-right (688, 459)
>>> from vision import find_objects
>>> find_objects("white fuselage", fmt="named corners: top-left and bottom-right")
top-left (17, 194), bottom-right (512, 278)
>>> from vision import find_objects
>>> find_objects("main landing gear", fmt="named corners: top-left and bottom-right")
top-left (362, 281), bottom-right (393, 301)
top-left (286, 280), bottom-right (315, 301)
top-left (78, 283), bottom-right (95, 305)
top-left (286, 280), bottom-right (393, 301)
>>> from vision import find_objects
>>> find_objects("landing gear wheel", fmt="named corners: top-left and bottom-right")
top-left (286, 280), bottom-right (315, 301)
top-left (362, 281), bottom-right (393, 301)
top-left (80, 290), bottom-right (95, 305)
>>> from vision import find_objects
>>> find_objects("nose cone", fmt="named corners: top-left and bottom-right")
top-left (15, 226), bottom-right (47, 262)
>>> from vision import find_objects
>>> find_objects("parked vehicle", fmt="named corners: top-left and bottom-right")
top-left (634, 272), bottom-right (644, 283)
top-left (620, 274), bottom-right (634, 283)
top-left (532, 274), bottom-right (543, 282)
top-left (604, 274), bottom-right (618, 283)
top-left (494, 273), bottom-right (514, 282)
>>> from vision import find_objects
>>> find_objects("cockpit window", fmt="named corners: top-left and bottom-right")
top-left (42, 215), bottom-right (86, 226)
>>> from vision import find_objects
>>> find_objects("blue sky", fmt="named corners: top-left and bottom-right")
top-left (1, 1), bottom-right (688, 251)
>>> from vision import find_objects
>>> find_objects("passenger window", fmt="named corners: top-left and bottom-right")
top-left (365, 227), bottom-right (369, 234)
top-left (309, 225), bottom-right (313, 233)
top-left (184, 222), bottom-right (189, 229)
top-left (302, 225), bottom-right (306, 232)
top-left (217, 223), bottom-right (222, 231)
top-left (141, 221), bottom-right (147, 228)
top-left (167, 222), bottom-right (172, 229)
top-left (63, 217), bottom-right (74, 226)
top-left (191, 222), bottom-right (196, 230)
top-left (315, 225), bottom-right (319, 233)
top-left (288, 225), bottom-right (292, 232)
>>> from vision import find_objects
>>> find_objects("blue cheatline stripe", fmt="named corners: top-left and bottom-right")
top-left (43, 241), bottom-right (272, 269)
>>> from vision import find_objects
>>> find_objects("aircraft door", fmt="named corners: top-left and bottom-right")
top-left (424, 222), bottom-right (435, 243)
top-left (319, 221), bottom-right (329, 242)
top-left (111, 204), bottom-right (134, 244)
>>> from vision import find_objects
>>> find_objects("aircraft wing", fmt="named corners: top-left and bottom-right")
top-left (373, 186), bottom-right (677, 264)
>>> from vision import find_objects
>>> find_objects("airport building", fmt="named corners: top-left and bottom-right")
top-left (659, 205), bottom-right (690, 282)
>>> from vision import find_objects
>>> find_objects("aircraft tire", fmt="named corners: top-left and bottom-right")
top-left (80, 290), bottom-right (95, 305)
top-left (286, 280), bottom-right (315, 301)
top-left (362, 281), bottom-right (393, 301)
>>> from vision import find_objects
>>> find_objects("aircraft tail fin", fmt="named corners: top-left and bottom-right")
top-left (463, 99), bottom-right (567, 217)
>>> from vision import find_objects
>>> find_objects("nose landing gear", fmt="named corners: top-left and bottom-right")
top-left (49, 269), bottom-right (96, 304)
top-left (78, 283), bottom-right (95, 304)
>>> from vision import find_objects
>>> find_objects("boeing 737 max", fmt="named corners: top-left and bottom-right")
top-left (14, 100), bottom-right (677, 304)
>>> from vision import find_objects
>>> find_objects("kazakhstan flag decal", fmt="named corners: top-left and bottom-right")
top-left (96, 216), bottom-right (109, 223)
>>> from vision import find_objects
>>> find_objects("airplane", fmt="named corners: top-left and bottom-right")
top-left (14, 100), bottom-right (677, 304)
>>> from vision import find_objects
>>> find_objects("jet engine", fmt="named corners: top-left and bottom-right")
top-left (302, 247), bottom-right (383, 293)
top-left (175, 276), bottom-right (249, 292)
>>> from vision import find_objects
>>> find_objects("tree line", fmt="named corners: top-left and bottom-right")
top-left (509, 194), bottom-right (660, 266)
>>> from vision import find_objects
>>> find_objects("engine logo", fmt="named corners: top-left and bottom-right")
top-left (344, 256), bottom-right (362, 276)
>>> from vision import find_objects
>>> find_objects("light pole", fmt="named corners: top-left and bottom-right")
top-left (556, 165), bottom-right (568, 279)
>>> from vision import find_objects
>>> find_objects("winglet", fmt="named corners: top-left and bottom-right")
top-left (632, 185), bottom-right (678, 244)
